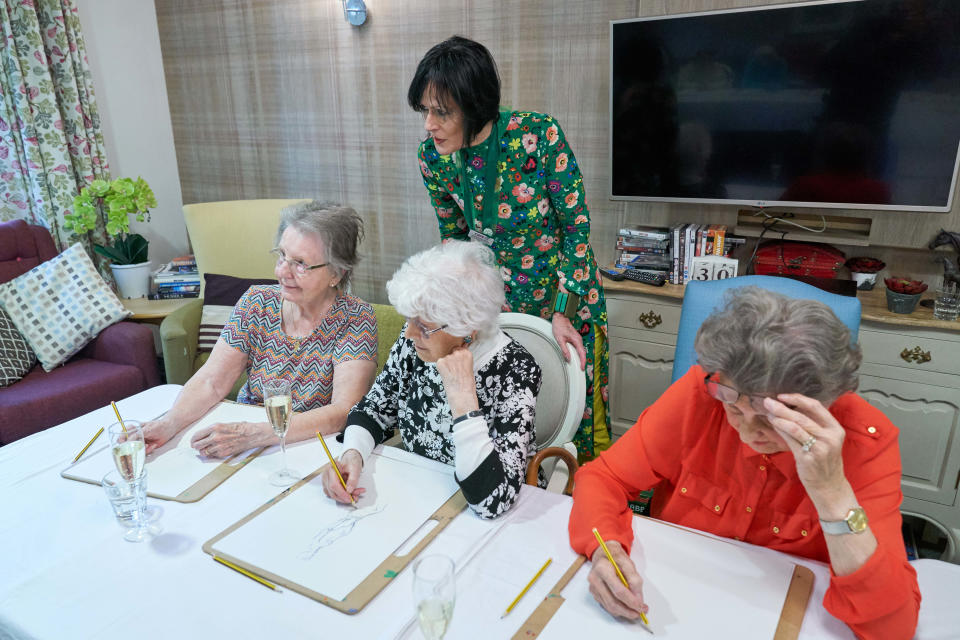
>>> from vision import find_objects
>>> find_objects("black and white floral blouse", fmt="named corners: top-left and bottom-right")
top-left (344, 330), bottom-right (542, 519)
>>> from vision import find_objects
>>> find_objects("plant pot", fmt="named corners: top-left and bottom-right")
top-left (851, 272), bottom-right (878, 291)
top-left (885, 288), bottom-right (922, 314)
top-left (110, 261), bottom-right (152, 299)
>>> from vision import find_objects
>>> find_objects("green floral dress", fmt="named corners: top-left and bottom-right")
top-left (417, 109), bottom-right (610, 458)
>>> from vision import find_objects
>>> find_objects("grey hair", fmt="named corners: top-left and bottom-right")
top-left (386, 240), bottom-right (505, 339)
top-left (694, 287), bottom-right (861, 405)
top-left (275, 201), bottom-right (364, 290)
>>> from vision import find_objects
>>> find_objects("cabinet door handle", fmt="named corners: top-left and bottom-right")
top-left (900, 346), bottom-right (932, 364)
top-left (638, 311), bottom-right (662, 329)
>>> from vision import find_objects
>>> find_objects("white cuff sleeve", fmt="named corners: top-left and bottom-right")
top-left (341, 425), bottom-right (376, 464)
top-left (451, 417), bottom-right (495, 480)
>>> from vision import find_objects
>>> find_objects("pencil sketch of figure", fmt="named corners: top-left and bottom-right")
top-left (300, 504), bottom-right (387, 559)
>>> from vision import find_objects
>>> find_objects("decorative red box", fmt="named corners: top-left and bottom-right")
top-left (753, 242), bottom-right (846, 278)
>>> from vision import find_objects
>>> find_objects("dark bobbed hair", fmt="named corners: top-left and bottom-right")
top-left (407, 35), bottom-right (501, 150)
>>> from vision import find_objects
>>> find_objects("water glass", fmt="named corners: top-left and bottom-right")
top-left (413, 554), bottom-right (456, 640)
top-left (102, 469), bottom-right (146, 527)
top-left (933, 282), bottom-right (960, 321)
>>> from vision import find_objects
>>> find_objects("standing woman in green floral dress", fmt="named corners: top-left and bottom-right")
top-left (408, 36), bottom-right (610, 459)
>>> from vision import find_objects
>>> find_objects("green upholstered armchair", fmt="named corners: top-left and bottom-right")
top-left (160, 300), bottom-right (404, 396)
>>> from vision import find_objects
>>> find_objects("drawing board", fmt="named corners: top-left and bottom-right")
top-left (529, 515), bottom-right (812, 640)
top-left (204, 447), bottom-right (464, 612)
top-left (398, 487), bottom-right (581, 639)
top-left (61, 402), bottom-right (265, 501)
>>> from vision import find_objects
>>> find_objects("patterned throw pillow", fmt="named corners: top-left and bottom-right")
top-left (0, 307), bottom-right (36, 387)
top-left (0, 243), bottom-right (131, 371)
top-left (198, 273), bottom-right (276, 352)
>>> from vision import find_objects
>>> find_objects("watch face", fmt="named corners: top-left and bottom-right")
top-left (847, 507), bottom-right (868, 533)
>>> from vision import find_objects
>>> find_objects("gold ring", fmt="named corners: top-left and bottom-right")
top-left (801, 436), bottom-right (816, 453)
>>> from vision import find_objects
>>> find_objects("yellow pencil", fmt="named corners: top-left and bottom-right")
top-left (111, 401), bottom-right (127, 433)
top-left (73, 400), bottom-right (126, 462)
top-left (316, 431), bottom-right (357, 506)
top-left (592, 527), bottom-right (650, 626)
top-left (213, 555), bottom-right (281, 591)
top-left (72, 426), bottom-right (104, 463)
top-left (501, 557), bottom-right (552, 618)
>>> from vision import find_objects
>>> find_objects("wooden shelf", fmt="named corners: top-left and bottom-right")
top-left (735, 210), bottom-right (872, 246)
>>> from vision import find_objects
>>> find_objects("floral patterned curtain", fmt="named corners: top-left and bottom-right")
top-left (0, 0), bottom-right (110, 252)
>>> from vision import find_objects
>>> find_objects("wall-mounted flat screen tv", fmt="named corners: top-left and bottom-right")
top-left (610, 0), bottom-right (960, 212)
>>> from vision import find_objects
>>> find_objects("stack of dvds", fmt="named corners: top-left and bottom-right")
top-left (615, 226), bottom-right (672, 276)
top-left (152, 255), bottom-right (200, 299)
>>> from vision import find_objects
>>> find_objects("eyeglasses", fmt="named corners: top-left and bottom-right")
top-left (270, 248), bottom-right (328, 277)
top-left (703, 373), bottom-right (770, 413)
top-left (417, 104), bottom-right (455, 123)
top-left (410, 318), bottom-right (448, 340)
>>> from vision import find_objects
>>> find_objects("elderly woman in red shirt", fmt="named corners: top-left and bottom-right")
top-left (568, 286), bottom-right (920, 640)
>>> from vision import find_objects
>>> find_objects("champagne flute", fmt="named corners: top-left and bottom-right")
top-left (107, 421), bottom-right (149, 542)
top-left (264, 377), bottom-right (300, 487)
top-left (413, 554), bottom-right (456, 640)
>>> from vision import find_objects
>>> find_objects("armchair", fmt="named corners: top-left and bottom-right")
top-left (0, 220), bottom-right (160, 444)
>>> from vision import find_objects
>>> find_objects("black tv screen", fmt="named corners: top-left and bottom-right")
top-left (610, 0), bottom-right (960, 212)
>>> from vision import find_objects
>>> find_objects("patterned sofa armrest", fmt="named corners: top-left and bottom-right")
top-left (159, 298), bottom-right (204, 385)
top-left (80, 321), bottom-right (161, 387)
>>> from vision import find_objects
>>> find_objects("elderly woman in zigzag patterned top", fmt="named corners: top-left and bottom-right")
top-left (143, 201), bottom-right (377, 458)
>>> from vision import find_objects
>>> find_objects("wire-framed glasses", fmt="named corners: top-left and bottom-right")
top-left (411, 318), bottom-right (448, 340)
top-left (703, 373), bottom-right (770, 413)
top-left (270, 248), bottom-right (328, 277)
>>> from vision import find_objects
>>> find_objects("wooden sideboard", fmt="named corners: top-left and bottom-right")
top-left (604, 278), bottom-right (960, 563)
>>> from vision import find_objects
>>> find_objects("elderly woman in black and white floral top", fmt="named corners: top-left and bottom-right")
top-left (321, 240), bottom-right (542, 519)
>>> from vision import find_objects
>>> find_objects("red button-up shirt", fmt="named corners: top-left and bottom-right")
top-left (570, 365), bottom-right (920, 640)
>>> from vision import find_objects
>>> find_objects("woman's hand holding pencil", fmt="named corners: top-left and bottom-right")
top-left (587, 529), bottom-right (650, 623)
top-left (319, 442), bottom-right (365, 505)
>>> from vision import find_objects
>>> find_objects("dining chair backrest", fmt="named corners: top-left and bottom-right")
top-left (497, 312), bottom-right (584, 451)
top-left (672, 275), bottom-right (861, 383)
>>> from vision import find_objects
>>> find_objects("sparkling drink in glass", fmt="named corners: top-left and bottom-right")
top-left (413, 554), bottom-right (456, 640)
top-left (263, 377), bottom-right (300, 486)
top-left (107, 421), bottom-right (150, 542)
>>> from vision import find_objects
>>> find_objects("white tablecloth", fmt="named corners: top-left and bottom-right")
top-left (1, 385), bottom-right (956, 639)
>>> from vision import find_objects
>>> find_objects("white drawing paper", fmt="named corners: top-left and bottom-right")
top-left (212, 450), bottom-right (460, 601)
top-left (64, 402), bottom-right (265, 497)
top-left (538, 516), bottom-right (797, 639)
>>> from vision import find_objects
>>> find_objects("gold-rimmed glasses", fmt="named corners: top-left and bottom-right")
top-left (270, 248), bottom-right (328, 277)
top-left (703, 373), bottom-right (770, 413)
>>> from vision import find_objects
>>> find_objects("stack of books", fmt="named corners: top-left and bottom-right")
top-left (668, 224), bottom-right (745, 285)
top-left (152, 255), bottom-right (200, 299)
top-left (611, 225), bottom-right (747, 285)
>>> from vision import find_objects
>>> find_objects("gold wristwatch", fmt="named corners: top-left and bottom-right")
top-left (819, 506), bottom-right (868, 535)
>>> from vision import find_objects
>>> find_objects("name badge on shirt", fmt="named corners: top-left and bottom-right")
top-left (467, 229), bottom-right (494, 247)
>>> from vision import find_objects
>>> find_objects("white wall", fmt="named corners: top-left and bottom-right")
top-left (76, 0), bottom-right (187, 267)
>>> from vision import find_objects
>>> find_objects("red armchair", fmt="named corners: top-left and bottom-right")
top-left (0, 220), bottom-right (160, 445)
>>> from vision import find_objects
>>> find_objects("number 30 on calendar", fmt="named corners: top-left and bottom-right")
top-left (690, 256), bottom-right (738, 281)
